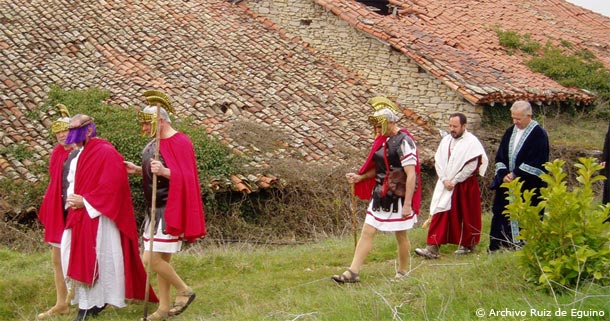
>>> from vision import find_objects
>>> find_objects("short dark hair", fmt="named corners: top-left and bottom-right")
top-left (449, 113), bottom-right (467, 125)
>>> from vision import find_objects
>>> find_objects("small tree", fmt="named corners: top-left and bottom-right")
top-left (503, 158), bottom-right (610, 291)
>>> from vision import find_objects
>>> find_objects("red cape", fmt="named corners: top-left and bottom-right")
top-left (39, 144), bottom-right (71, 244)
top-left (160, 132), bottom-right (206, 242)
top-left (354, 129), bottom-right (422, 215)
top-left (427, 174), bottom-right (481, 246)
top-left (65, 138), bottom-right (157, 302)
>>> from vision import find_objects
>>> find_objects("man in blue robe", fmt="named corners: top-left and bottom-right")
top-left (489, 100), bottom-right (549, 251)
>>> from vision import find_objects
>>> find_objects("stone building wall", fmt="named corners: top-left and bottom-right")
top-left (244, 0), bottom-right (483, 129)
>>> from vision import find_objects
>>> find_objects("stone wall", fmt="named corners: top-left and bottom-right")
top-left (244, 0), bottom-right (482, 129)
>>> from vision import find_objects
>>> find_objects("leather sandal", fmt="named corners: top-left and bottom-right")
top-left (168, 289), bottom-right (196, 316)
top-left (415, 247), bottom-right (440, 259)
top-left (140, 310), bottom-right (170, 321)
top-left (36, 306), bottom-right (70, 319)
top-left (331, 269), bottom-right (360, 284)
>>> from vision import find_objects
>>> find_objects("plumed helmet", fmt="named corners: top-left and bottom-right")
top-left (367, 97), bottom-right (401, 137)
top-left (50, 104), bottom-right (71, 134)
top-left (137, 90), bottom-right (175, 137)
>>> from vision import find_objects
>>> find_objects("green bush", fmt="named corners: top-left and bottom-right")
top-left (0, 178), bottom-right (47, 221)
top-left (526, 46), bottom-right (610, 100)
top-left (502, 158), bottom-right (610, 290)
top-left (0, 145), bottom-right (36, 162)
top-left (497, 29), bottom-right (522, 49)
top-left (495, 29), bottom-right (610, 116)
top-left (519, 34), bottom-right (541, 55)
top-left (496, 29), bottom-right (541, 55)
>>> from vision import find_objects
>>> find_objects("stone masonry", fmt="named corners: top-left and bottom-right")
top-left (244, 0), bottom-right (481, 129)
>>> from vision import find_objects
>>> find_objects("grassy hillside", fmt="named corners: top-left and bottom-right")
top-left (2, 215), bottom-right (608, 321)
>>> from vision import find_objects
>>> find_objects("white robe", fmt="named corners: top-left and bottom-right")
top-left (429, 131), bottom-right (488, 215)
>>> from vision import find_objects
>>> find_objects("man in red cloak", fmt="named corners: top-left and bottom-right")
top-left (332, 97), bottom-right (422, 284)
top-left (37, 106), bottom-right (72, 319)
top-left (125, 91), bottom-right (205, 321)
top-left (61, 114), bottom-right (156, 321)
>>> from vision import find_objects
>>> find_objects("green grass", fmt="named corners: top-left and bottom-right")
top-left (2, 214), bottom-right (609, 321)
top-left (540, 115), bottom-right (608, 151)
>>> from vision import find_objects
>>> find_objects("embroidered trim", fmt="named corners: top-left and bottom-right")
top-left (143, 236), bottom-right (181, 243)
top-left (495, 162), bottom-right (507, 174)
top-left (508, 120), bottom-right (539, 171)
top-left (519, 163), bottom-right (544, 176)
top-left (400, 152), bottom-right (417, 161)
top-left (366, 211), bottom-right (414, 222)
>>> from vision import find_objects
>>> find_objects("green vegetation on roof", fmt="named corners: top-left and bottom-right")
top-left (495, 28), bottom-right (610, 101)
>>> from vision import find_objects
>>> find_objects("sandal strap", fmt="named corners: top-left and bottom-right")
top-left (140, 310), bottom-right (169, 321)
top-left (176, 288), bottom-right (195, 297)
top-left (346, 269), bottom-right (359, 279)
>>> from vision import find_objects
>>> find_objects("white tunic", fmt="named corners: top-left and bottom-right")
top-left (60, 148), bottom-right (126, 310)
top-left (142, 215), bottom-right (183, 253)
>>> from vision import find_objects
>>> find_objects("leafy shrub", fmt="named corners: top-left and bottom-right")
top-left (496, 28), bottom-right (541, 55)
top-left (519, 34), bottom-right (541, 55)
top-left (495, 29), bottom-right (610, 118)
top-left (497, 29), bottom-right (522, 50)
top-left (526, 45), bottom-right (610, 100)
top-left (0, 178), bottom-right (48, 223)
top-left (0, 145), bottom-right (36, 162)
top-left (502, 158), bottom-right (610, 290)
top-left (176, 117), bottom-right (242, 182)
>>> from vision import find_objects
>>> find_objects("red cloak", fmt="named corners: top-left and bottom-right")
top-left (159, 132), bottom-right (206, 242)
top-left (354, 129), bottom-right (422, 215)
top-left (39, 144), bottom-right (71, 244)
top-left (426, 174), bottom-right (482, 246)
top-left (65, 138), bottom-right (157, 302)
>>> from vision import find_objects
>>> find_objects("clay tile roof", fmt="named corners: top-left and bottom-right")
top-left (316, 0), bottom-right (610, 104)
top-left (0, 0), bottom-right (437, 191)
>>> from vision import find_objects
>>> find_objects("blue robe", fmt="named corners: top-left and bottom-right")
top-left (489, 120), bottom-right (549, 251)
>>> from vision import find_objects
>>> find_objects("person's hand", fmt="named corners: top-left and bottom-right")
top-left (67, 194), bottom-right (84, 209)
top-left (401, 205), bottom-right (413, 218)
top-left (503, 172), bottom-right (514, 183)
top-left (346, 173), bottom-right (359, 184)
top-left (124, 161), bottom-right (141, 174)
top-left (150, 159), bottom-right (169, 177)
top-left (443, 179), bottom-right (454, 191)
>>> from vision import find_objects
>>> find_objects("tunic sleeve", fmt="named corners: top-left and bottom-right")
top-left (398, 136), bottom-right (417, 167)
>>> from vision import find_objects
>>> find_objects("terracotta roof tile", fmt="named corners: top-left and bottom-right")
top-left (316, 0), bottom-right (610, 104)
top-left (0, 0), bottom-right (437, 192)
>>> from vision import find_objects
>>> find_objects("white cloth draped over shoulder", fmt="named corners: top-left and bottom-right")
top-left (429, 131), bottom-right (488, 215)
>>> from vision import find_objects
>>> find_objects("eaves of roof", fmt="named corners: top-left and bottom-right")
top-left (316, 0), bottom-right (610, 105)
